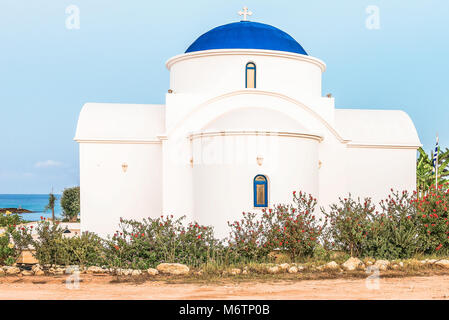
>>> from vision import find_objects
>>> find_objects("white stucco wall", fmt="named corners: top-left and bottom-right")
top-left (191, 133), bottom-right (319, 238)
top-left (79, 143), bottom-right (163, 238)
top-left (167, 49), bottom-right (325, 99)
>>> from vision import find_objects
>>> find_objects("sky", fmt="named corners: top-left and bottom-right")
top-left (0, 0), bottom-right (448, 193)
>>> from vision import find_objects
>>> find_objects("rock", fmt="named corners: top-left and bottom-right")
top-left (230, 268), bottom-right (241, 275)
top-left (87, 266), bottom-right (104, 274)
top-left (156, 263), bottom-right (189, 275)
top-left (324, 261), bottom-right (339, 270)
top-left (374, 260), bottom-right (390, 271)
top-left (131, 270), bottom-right (141, 276)
top-left (366, 261), bottom-right (373, 266)
top-left (391, 264), bottom-right (399, 270)
top-left (288, 266), bottom-right (298, 274)
top-left (21, 270), bottom-right (33, 276)
top-left (34, 269), bottom-right (45, 276)
top-left (342, 257), bottom-right (364, 271)
top-left (279, 263), bottom-right (290, 271)
top-left (242, 270), bottom-right (248, 275)
top-left (4, 266), bottom-right (20, 275)
top-left (55, 267), bottom-right (65, 275)
top-left (435, 260), bottom-right (449, 268)
top-left (31, 264), bottom-right (41, 273)
top-left (147, 268), bottom-right (159, 276)
top-left (296, 265), bottom-right (305, 272)
top-left (194, 270), bottom-right (204, 276)
top-left (267, 266), bottom-right (280, 274)
top-left (399, 262), bottom-right (404, 267)
top-left (0, 268), bottom-right (4, 275)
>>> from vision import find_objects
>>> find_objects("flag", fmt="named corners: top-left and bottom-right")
top-left (432, 134), bottom-right (439, 170)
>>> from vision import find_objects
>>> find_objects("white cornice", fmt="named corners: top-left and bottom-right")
top-left (188, 130), bottom-right (323, 142)
top-left (165, 49), bottom-right (326, 72)
top-left (74, 138), bottom-right (162, 144)
top-left (346, 142), bottom-right (421, 150)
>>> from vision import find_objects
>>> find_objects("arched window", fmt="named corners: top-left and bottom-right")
top-left (253, 175), bottom-right (268, 207)
top-left (245, 62), bottom-right (256, 88)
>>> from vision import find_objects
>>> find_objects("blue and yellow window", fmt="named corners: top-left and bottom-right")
top-left (245, 62), bottom-right (256, 88)
top-left (253, 175), bottom-right (268, 207)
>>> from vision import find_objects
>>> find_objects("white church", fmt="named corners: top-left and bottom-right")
top-left (75, 9), bottom-right (421, 238)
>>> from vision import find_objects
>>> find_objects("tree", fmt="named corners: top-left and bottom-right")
top-left (60, 186), bottom-right (80, 222)
top-left (416, 146), bottom-right (449, 197)
top-left (45, 192), bottom-right (57, 221)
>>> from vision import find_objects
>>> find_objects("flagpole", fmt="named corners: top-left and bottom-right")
top-left (435, 133), bottom-right (439, 189)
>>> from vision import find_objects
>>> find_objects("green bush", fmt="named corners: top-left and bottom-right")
top-left (228, 191), bottom-right (325, 262)
top-left (60, 186), bottom-right (80, 222)
top-left (364, 190), bottom-right (421, 259)
top-left (322, 195), bottom-right (374, 257)
top-left (14, 220), bottom-right (104, 266)
top-left (104, 215), bottom-right (224, 269)
top-left (414, 183), bottom-right (449, 254)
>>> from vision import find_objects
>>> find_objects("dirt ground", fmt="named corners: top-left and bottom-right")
top-left (1, 274), bottom-right (449, 299)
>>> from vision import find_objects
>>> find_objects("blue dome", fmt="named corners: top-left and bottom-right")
top-left (185, 21), bottom-right (308, 55)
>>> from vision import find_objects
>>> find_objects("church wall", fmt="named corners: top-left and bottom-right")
top-left (168, 51), bottom-right (323, 100)
top-left (79, 142), bottom-right (162, 238)
top-left (344, 147), bottom-right (417, 205)
top-left (191, 134), bottom-right (319, 238)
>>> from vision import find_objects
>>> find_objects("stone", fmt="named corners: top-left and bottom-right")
top-left (147, 268), bottom-right (159, 276)
top-left (391, 264), bottom-right (399, 270)
top-left (4, 266), bottom-right (20, 275)
top-left (267, 266), bottom-right (280, 274)
top-left (374, 260), bottom-right (390, 271)
top-left (230, 268), bottom-right (241, 275)
top-left (31, 264), bottom-right (41, 273)
top-left (131, 269), bottom-right (141, 276)
top-left (399, 262), bottom-right (404, 267)
top-left (156, 263), bottom-right (189, 275)
top-left (342, 257), bottom-right (364, 271)
top-left (279, 263), bottom-right (290, 271)
top-left (0, 268), bottom-right (4, 275)
top-left (435, 260), bottom-right (449, 268)
top-left (21, 270), bottom-right (33, 276)
top-left (296, 265), bottom-right (305, 272)
top-left (55, 267), bottom-right (65, 275)
top-left (242, 270), bottom-right (248, 275)
top-left (87, 266), bottom-right (104, 274)
top-left (288, 266), bottom-right (298, 274)
top-left (34, 269), bottom-right (45, 276)
top-left (323, 261), bottom-right (339, 270)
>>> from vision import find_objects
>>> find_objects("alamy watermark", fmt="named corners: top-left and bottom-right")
top-left (65, 5), bottom-right (80, 30)
top-left (366, 5), bottom-right (380, 30)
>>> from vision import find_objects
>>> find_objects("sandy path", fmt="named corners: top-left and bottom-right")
top-left (1, 274), bottom-right (449, 299)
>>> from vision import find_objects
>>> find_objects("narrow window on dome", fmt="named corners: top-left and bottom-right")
top-left (245, 62), bottom-right (256, 88)
top-left (253, 175), bottom-right (268, 207)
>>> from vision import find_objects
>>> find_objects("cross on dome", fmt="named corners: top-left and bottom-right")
top-left (238, 7), bottom-right (253, 21)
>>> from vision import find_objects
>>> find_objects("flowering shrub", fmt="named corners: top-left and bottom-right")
top-left (0, 210), bottom-right (23, 228)
top-left (364, 190), bottom-right (421, 259)
top-left (0, 231), bottom-right (17, 266)
top-left (227, 211), bottom-right (270, 261)
top-left (322, 195), bottom-right (375, 257)
top-left (105, 215), bottom-right (223, 269)
top-left (414, 183), bottom-right (449, 254)
top-left (265, 192), bottom-right (325, 260)
top-left (228, 191), bottom-right (325, 262)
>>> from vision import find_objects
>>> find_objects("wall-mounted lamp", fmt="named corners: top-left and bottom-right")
top-left (318, 160), bottom-right (322, 169)
top-left (256, 155), bottom-right (264, 166)
top-left (326, 93), bottom-right (332, 98)
top-left (168, 89), bottom-right (173, 93)
top-left (122, 163), bottom-right (128, 172)
top-left (189, 158), bottom-right (193, 168)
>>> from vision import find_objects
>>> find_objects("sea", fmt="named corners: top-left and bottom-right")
top-left (0, 194), bottom-right (63, 221)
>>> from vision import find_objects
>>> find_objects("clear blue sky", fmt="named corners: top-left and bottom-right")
top-left (0, 0), bottom-right (448, 193)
